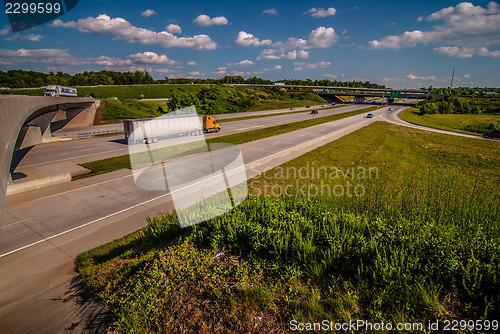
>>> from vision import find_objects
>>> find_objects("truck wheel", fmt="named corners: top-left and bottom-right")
top-left (153, 138), bottom-right (158, 143)
top-left (216, 128), bottom-right (220, 132)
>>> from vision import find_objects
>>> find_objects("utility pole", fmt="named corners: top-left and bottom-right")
top-left (449, 67), bottom-right (455, 95)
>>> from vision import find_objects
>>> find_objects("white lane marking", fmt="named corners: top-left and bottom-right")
top-left (152, 174), bottom-right (175, 182)
top-left (236, 125), bottom-right (263, 131)
top-left (17, 148), bottom-right (129, 168)
top-left (1, 217), bottom-right (35, 229)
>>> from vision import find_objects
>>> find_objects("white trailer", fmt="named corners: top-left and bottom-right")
top-left (44, 85), bottom-right (78, 97)
top-left (124, 115), bottom-right (210, 144)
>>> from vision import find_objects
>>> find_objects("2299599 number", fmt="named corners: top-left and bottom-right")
top-left (5, 2), bottom-right (61, 14)
top-left (443, 319), bottom-right (498, 331)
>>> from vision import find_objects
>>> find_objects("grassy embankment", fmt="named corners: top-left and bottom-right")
top-left (399, 97), bottom-right (500, 135)
top-left (74, 106), bottom-right (379, 180)
top-left (400, 108), bottom-right (500, 135)
top-left (75, 121), bottom-right (499, 333)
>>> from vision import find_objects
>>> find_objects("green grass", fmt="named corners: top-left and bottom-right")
top-left (399, 108), bottom-right (500, 135)
top-left (75, 121), bottom-right (499, 332)
top-left (74, 106), bottom-right (379, 180)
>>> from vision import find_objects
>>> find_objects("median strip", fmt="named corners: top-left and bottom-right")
top-left (75, 106), bottom-right (380, 180)
top-left (218, 105), bottom-right (342, 123)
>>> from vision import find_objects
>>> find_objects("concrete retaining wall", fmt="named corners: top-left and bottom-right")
top-left (0, 95), bottom-right (94, 222)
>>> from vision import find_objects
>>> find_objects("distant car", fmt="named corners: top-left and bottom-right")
top-left (331, 102), bottom-right (336, 105)
top-left (484, 130), bottom-right (500, 139)
top-left (388, 107), bottom-right (393, 111)
top-left (367, 113), bottom-right (374, 118)
top-left (305, 105), bottom-right (311, 108)
top-left (311, 110), bottom-right (318, 114)
top-left (290, 107), bottom-right (296, 110)
top-left (321, 104), bottom-right (326, 107)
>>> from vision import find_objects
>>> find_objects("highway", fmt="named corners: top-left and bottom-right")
top-left (15, 103), bottom-right (371, 169)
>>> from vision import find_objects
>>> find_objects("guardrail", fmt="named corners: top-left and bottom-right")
top-left (62, 129), bottom-right (124, 139)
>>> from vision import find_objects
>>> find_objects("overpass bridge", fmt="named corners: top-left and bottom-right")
top-left (229, 84), bottom-right (438, 102)
top-left (0, 95), bottom-right (95, 221)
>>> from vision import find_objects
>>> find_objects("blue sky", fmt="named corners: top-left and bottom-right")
top-left (1, 0), bottom-right (499, 88)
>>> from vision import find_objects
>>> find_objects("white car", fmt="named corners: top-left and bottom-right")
top-left (388, 107), bottom-right (393, 111)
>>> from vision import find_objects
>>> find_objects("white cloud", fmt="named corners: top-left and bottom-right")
top-left (406, 74), bottom-right (442, 81)
top-left (94, 55), bottom-right (131, 67)
top-left (464, 74), bottom-right (471, 78)
top-left (273, 65), bottom-right (282, 70)
top-left (0, 26), bottom-right (10, 36)
top-left (308, 27), bottom-right (339, 48)
top-left (433, 46), bottom-right (474, 58)
top-left (305, 7), bottom-right (336, 18)
top-left (258, 48), bottom-right (310, 60)
top-left (234, 31), bottom-right (272, 47)
top-left (298, 50), bottom-right (310, 58)
top-left (155, 68), bottom-right (182, 76)
top-left (193, 14), bottom-right (229, 27)
top-left (213, 70), bottom-right (228, 76)
top-left (228, 59), bottom-right (255, 68)
top-left (433, 46), bottom-right (500, 58)
top-left (322, 74), bottom-right (337, 79)
top-left (187, 61), bottom-right (198, 66)
top-left (166, 24), bottom-right (181, 34)
top-left (128, 51), bottom-right (178, 65)
top-left (272, 37), bottom-right (308, 50)
top-left (51, 14), bottom-right (217, 50)
top-left (0, 48), bottom-right (85, 66)
top-left (255, 27), bottom-right (338, 59)
top-left (258, 49), bottom-right (281, 60)
top-left (256, 27), bottom-right (337, 60)
top-left (189, 71), bottom-right (204, 76)
top-left (285, 50), bottom-right (298, 59)
top-left (294, 67), bottom-right (303, 71)
top-left (307, 61), bottom-right (331, 69)
top-left (369, 2), bottom-right (500, 54)
top-left (141, 9), bottom-right (157, 18)
top-left (24, 33), bottom-right (43, 42)
top-left (294, 61), bottom-right (331, 69)
top-left (263, 8), bottom-right (278, 16)
top-left (5, 33), bottom-right (43, 42)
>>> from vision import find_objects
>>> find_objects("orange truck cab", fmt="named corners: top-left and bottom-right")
top-left (203, 115), bottom-right (221, 133)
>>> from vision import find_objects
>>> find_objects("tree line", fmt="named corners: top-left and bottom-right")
top-left (0, 69), bottom-right (386, 89)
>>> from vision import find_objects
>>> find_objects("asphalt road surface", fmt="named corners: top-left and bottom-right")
top-left (14, 103), bottom-right (373, 168)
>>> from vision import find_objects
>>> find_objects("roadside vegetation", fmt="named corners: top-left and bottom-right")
top-left (399, 96), bottom-right (500, 135)
top-left (0, 69), bottom-right (386, 89)
top-left (74, 106), bottom-right (379, 180)
top-left (82, 86), bottom-right (328, 125)
top-left (76, 122), bottom-right (500, 333)
top-left (400, 108), bottom-right (500, 135)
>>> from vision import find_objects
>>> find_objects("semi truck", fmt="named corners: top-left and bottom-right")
top-left (124, 114), bottom-right (220, 144)
top-left (44, 85), bottom-right (78, 97)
